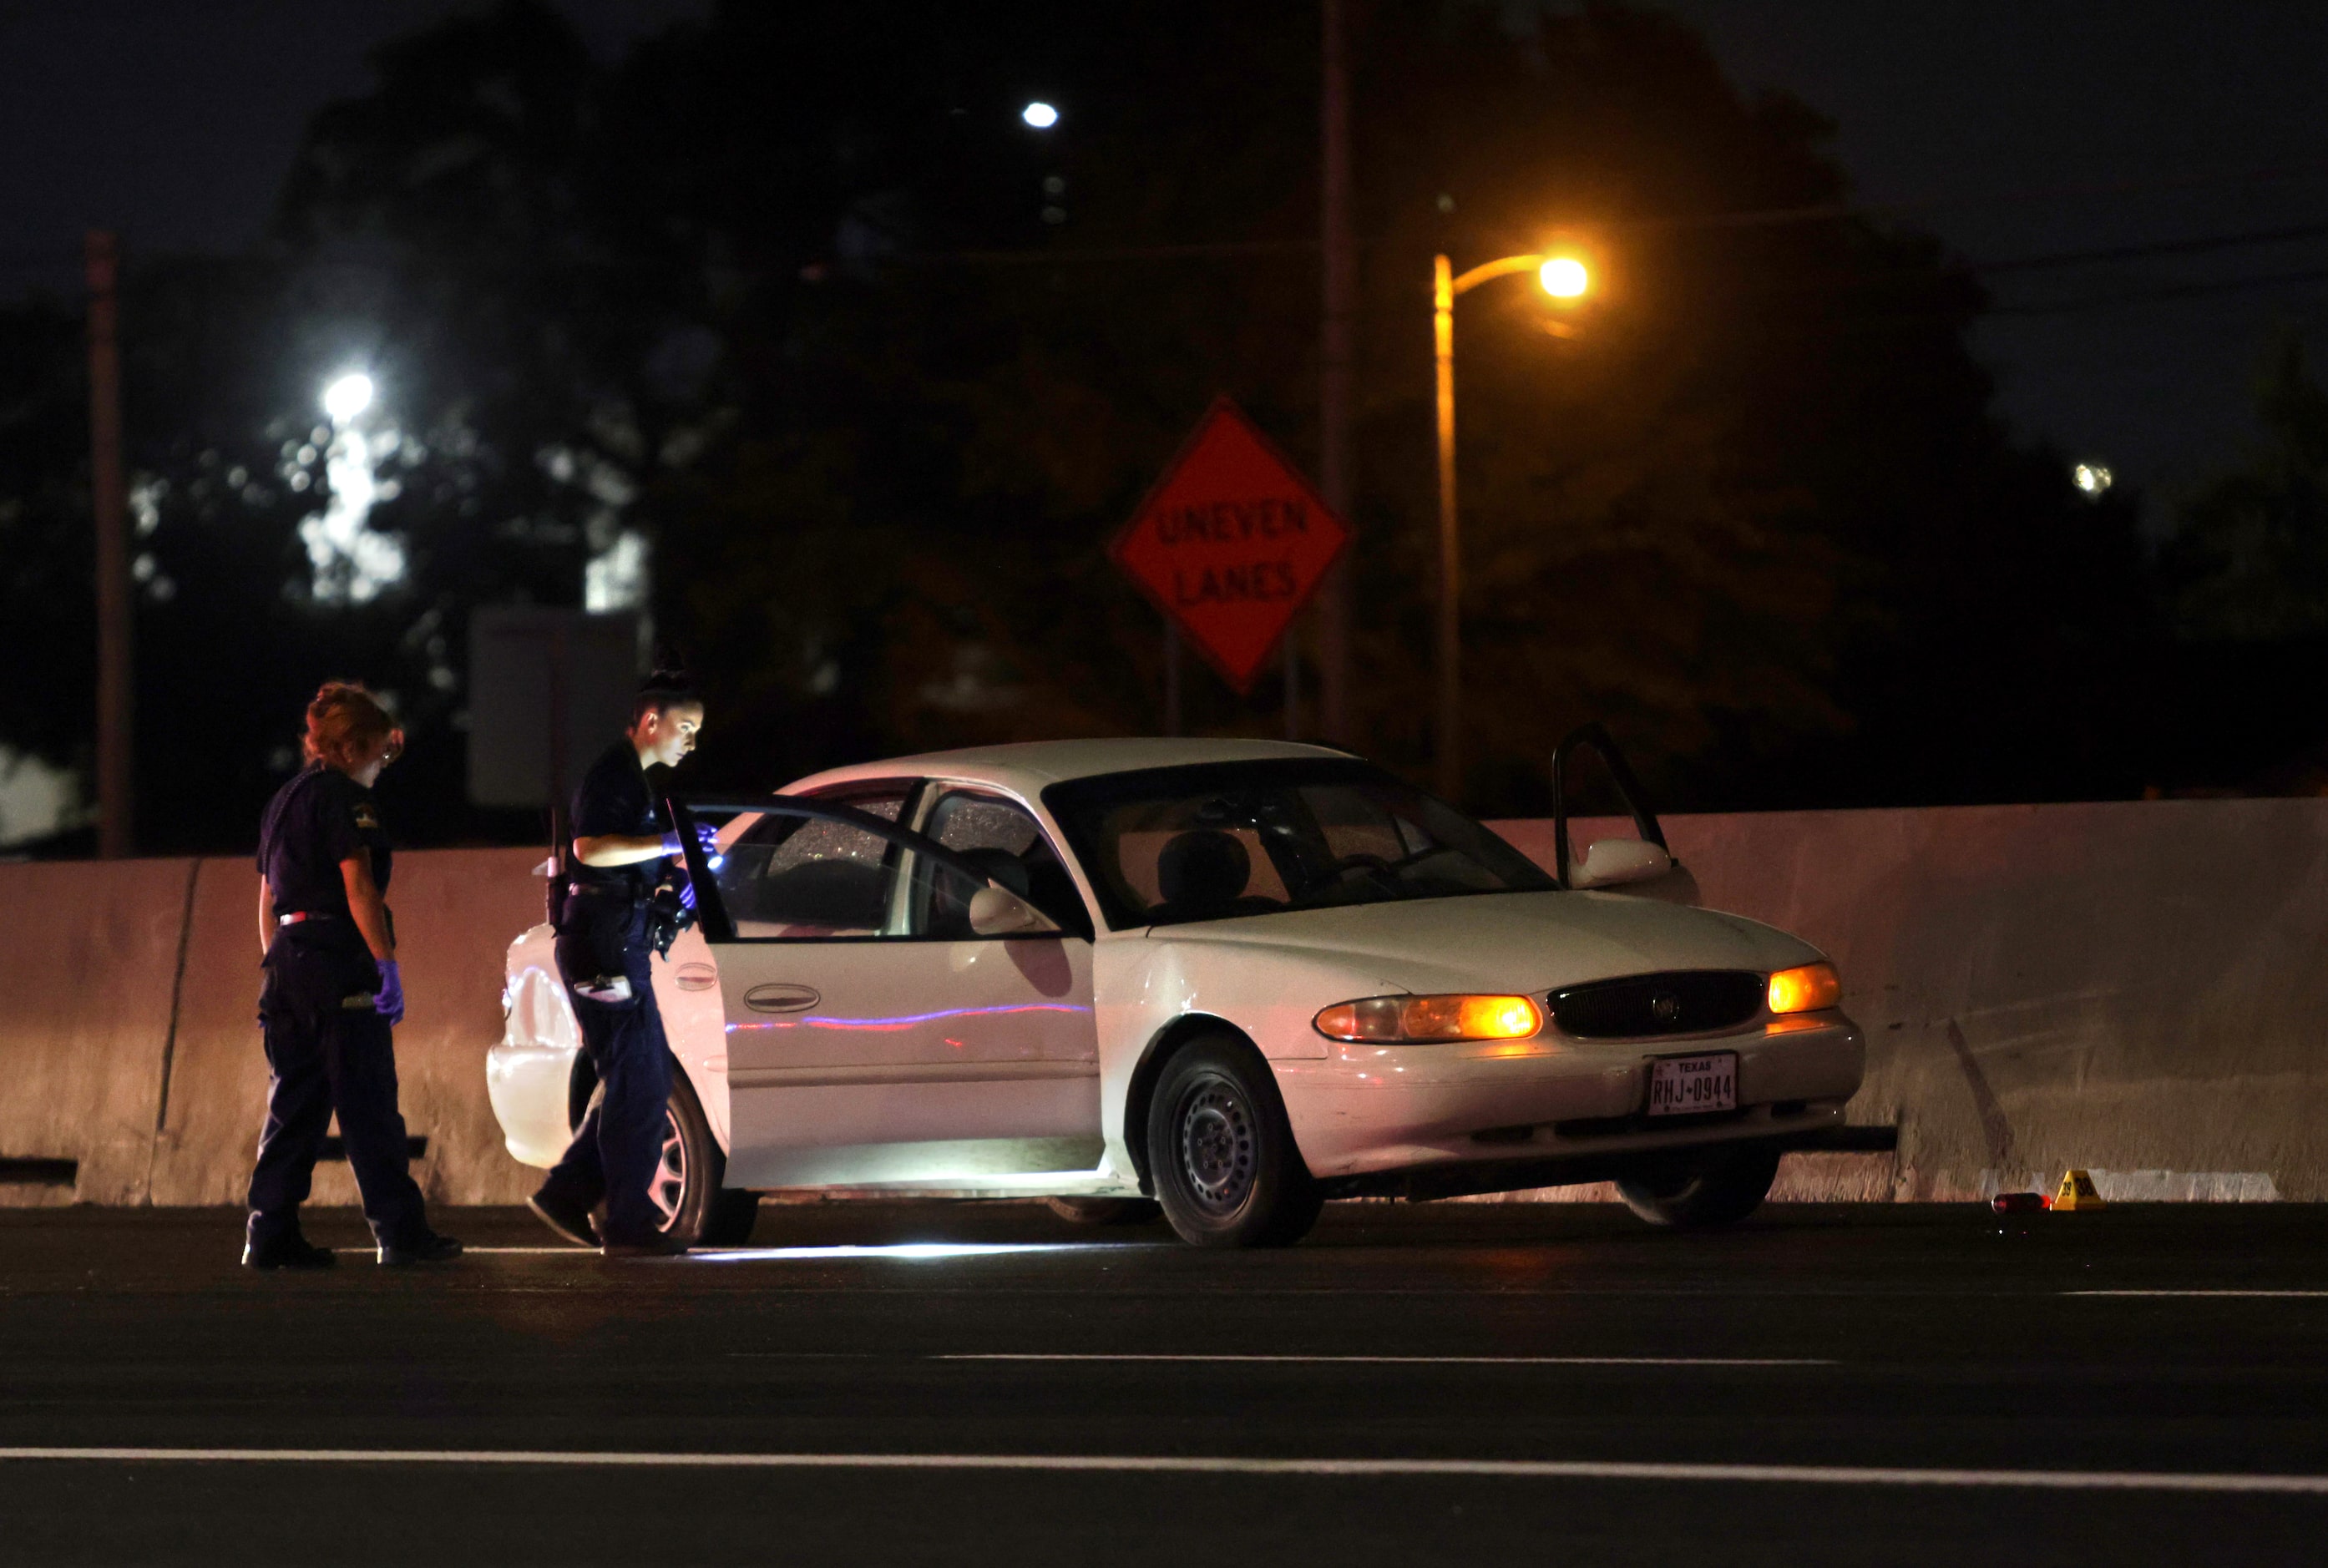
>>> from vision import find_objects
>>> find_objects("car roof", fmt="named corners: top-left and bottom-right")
top-left (782, 737), bottom-right (1356, 797)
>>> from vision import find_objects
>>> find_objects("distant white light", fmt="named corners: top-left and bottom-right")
top-left (322, 372), bottom-right (374, 424)
top-left (1021, 101), bottom-right (1059, 129)
top-left (2073, 461), bottom-right (2113, 498)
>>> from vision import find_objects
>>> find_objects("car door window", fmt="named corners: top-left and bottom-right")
top-left (712, 795), bottom-right (907, 939)
top-left (915, 789), bottom-right (1090, 938)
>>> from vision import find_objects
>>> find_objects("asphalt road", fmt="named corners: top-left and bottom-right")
top-left (3, 1199), bottom-right (2326, 1565)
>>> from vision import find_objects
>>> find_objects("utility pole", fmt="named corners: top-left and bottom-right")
top-left (1315, 0), bottom-right (1357, 745)
top-left (85, 231), bottom-right (133, 859)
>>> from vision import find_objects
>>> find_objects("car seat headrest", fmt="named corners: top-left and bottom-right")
top-left (956, 846), bottom-right (1030, 897)
top-left (1156, 829), bottom-right (1250, 910)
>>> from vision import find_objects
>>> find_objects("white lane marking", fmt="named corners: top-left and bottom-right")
top-left (3, 1449), bottom-right (2327, 1495)
top-left (2064, 1290), bottom-right (2328, 1298)
top-left (933, 1354), bottom-right (1835, 1367)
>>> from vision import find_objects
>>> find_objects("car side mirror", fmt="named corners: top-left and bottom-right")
top-left (1570, 837), bottom-right (1673, 890)
top-left (969, 885), bottom-right (1057, 937)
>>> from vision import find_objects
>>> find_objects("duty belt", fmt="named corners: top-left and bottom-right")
top-left (276, 910), bottom-right (338, 927)
top-left (566, 883), bottom-right (645, 903)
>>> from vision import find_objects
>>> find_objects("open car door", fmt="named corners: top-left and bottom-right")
top-left (670, 795), bottom-right (1101, 1191)
top-left (1551, 723), bottom-right (1699, 906)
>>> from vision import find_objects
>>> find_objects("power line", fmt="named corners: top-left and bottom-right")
top-left (1629, 159), bottom-right (2328, 235)
top-left (1974, 222), bottom-right (2328, 275)
top-left (1991, 263), bottom-right (2328, 317)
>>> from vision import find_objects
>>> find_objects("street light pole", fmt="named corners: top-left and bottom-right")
top-left (1430, 249), bottom-right (1588, 804)
top-left (1433, 254), bottom-right (1460, 801)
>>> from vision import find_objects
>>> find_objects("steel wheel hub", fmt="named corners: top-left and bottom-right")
top-left (1179, 1082), bottom-right (1256, 1213)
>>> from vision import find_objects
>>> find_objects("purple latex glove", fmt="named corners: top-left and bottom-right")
top-left (374, 959), bottom-right (407, 1025)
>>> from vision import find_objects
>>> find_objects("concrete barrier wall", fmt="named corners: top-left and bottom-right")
top-left (8, 848), bottom-right (545, 1209)
top-left (0, 858), bottom-right (193, 1205)
top-left (5, 797), bottom-right (2325, 1208)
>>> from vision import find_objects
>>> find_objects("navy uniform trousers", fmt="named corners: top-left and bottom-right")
top-left (247, 998), bottom-right (427, 1250)
top-left (541, 903), bottom-right (674, 1246)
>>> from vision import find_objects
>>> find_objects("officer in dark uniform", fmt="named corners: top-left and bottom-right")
top-left (526, 670), bottom-right (705, 1257)
top-left (245, 681), bottom-right (462, 1269)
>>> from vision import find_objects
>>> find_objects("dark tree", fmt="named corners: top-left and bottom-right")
top-left (2164, 336), bottom-right (2328, 641)
top-left (0, 0), bottom-right (2174, 852)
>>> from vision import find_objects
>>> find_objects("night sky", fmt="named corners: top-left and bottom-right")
top-left (7, 0), bottom-right (2328, 503)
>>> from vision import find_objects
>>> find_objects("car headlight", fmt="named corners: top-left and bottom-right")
top-left (1313, 994), bottom-right (1544, 1043)
top-left (1767, 962), bottom-right (1840, 1014)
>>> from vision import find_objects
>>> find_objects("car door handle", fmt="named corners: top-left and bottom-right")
top-left (744, 983), bottom-right (821, 1014)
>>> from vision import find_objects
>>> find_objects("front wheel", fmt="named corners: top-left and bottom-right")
top-left (1617, 1146), bottom-right (1782, 1230)
top-left (1146, 1035), bottom-right (1322, 1248)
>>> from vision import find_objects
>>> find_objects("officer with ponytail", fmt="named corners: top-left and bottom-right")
top-left (526, 668), bottom-right (705, 1257)
top-left (244, 682), bottom-right (462, 1269)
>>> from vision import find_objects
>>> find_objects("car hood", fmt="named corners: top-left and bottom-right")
top-left (1142, 890), bottom-right (1820, 995)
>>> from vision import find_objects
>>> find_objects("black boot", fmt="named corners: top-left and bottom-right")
top-left (377, 1231), bottom-right (464, 1266)
top-left (528, 1186), bottom-right (602, 1248)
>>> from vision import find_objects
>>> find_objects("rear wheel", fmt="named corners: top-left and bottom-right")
top-left (1617, 1146), bottom-right (1782, 1230)
top-left (1045, 1196), bottom-right (1163, 1227)
top-left (584, 1064), bottom-right (754, 1248)
top-left (1146, 1035), bottom-right (1322, 1248)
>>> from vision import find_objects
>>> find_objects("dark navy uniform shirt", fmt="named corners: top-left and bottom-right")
top-left (569, 738), bottom-right (665, 898)
top-left (258, 764), bottom-right (391, 920)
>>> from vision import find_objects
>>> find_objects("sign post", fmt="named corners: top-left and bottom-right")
top-left (1111, 398), bottom-right (1351, 713)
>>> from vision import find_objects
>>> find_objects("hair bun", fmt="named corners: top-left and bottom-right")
top-left (303, 680), bottom-right (397, 771)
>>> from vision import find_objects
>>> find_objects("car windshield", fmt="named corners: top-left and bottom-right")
top-left (1044, 759), bottom-right (1556, 930)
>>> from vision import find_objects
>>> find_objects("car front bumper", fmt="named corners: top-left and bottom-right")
top-left (1273, 1012), bottom-right (1866, 1192)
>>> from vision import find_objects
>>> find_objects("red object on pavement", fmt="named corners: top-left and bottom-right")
top-left (1111, 397), bottom-right (1352, 694)
top-left (1990, 1191), bottom-right (2050, 1213)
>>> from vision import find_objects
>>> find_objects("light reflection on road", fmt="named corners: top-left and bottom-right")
top-left (688, 1242), bottom-right (1161, 1262)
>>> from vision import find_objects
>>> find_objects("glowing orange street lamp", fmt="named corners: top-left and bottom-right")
top-left (1432, 249), bottom-right (1591, 801)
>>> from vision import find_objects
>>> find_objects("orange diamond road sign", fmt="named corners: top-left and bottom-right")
top-left (1110, 397), bottom-right (1351, 694)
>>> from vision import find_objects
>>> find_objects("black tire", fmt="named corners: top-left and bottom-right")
top-left (581, 1063), bottom-right (735, 1248)
top-left (1616, 1146), bottom-right (1782, 1230)
top-left (700, 1188), bottom-right (761, 1247)
top-left (1045, 1196), bottom-right (1164, 1227)
top-left (1145, 1034), bottom-right (1322, 1248)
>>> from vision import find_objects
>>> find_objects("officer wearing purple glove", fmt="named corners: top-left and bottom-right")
top-left (244, 682), bottom-right (459, 1270)
top-left (526, 670), bottom-right (705, 1257)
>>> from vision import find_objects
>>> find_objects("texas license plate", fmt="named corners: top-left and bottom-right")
top-left (1647, 1053), bottom-right (1738, 1116)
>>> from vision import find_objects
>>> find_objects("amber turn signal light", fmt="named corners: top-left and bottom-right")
top-left (1767, 962), bottom-right (1840, 1014)
top-left (1313, 994), bottom-right (1544, 1043)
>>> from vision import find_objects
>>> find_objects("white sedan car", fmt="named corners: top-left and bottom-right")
top-left (489, 737), bottom-right (1864, 1248)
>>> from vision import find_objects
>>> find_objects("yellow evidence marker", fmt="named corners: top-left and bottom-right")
top-left (2053, 1169), bottom-right (2105, 1211)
